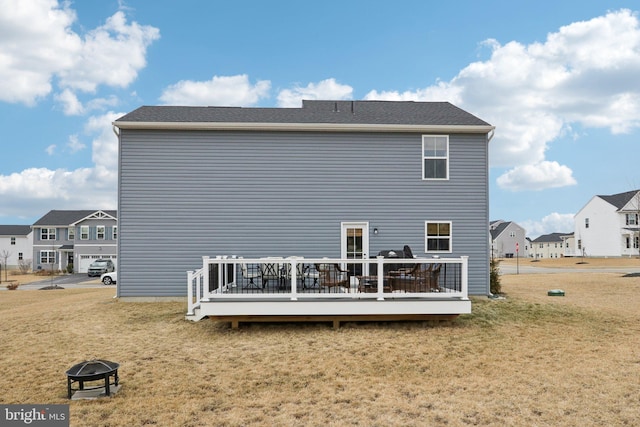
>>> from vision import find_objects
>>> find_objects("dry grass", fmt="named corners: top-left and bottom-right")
top-left (1, 272), bottom-right (640, 426)
top-left (500, 256), bottom-right (640, 268)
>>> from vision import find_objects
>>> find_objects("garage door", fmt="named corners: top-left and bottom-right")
top-left (78, 255), bottom-right (118, 273)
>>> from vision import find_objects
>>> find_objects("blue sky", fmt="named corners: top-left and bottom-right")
top-left (1, 0), bottom-right (639, 237)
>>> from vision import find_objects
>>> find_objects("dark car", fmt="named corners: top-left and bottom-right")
top-left (87, 259), bottom-right (115, 277)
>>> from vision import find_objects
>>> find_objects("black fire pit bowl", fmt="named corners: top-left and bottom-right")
top-left (66, 359), bottom-right (120, 399)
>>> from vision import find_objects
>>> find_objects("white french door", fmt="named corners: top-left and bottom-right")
top-left (341, 222), bottom-right (369, 277)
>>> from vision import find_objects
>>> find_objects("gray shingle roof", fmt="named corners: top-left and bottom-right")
top-left (490, 221), bottom-right (511, 240)
top-left (0, 225), bottom-right (32, 236)
top-left (599, 190), bottom-right (640, 210)
top-left (115, 100), bottom-right (492, 127)
top-left (532, 232), bottom-right (568, 243)
top-left (33, 210), bottom-right (117, 226)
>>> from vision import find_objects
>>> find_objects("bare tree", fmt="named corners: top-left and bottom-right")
top-left (18, 258), bottom-right (32, 274)
top-left (1, 250), bottom-right (11, 282)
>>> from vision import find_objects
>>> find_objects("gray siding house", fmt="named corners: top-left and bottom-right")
top-left (32, 210), bottom-right (117, 273)
top-left (114, 100), bottom-right (494, 321)
top-left (490, 220), bottom-right (527, 259)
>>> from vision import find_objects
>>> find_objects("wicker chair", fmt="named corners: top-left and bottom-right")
top-left (314, 263), bottom-right (351, 292)
top-left (390, 263), bottom-right (441, 292)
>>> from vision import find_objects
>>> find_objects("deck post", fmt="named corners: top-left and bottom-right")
top-left (461, 256), bottom-right (469, 297)
top-left (290, 257), bottom-right (298, 301)
top-left (376, 256), bottom-right (385, 300)
top-left (202, 256), bottom-right (209, 298)
top-left (187, 270), bottom-right (194, 315)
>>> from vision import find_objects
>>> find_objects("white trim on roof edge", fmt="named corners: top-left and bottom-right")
top-left (113, 121), bottom-right (495, 133)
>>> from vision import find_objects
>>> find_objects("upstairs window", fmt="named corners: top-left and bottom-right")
top-left (422, 135), bottom-right (449, 180)
top-left (97, 225), bottom-right (105, 240)
top-left (11, 237), bottom-right (15, 245)
top-left (585, 218), bottom-right (589, 228)
top-left (80, 226), bottom-right (89, 240)
top-left (112, 226), bottom-right (118, 240)
top-left (626, 213), bottom-right (638, 226)
top-left (425, 221), bottom-right (452, 252)
top-left (41, 228), bottom-right (56, 240)
top-left (68, 227), bottom-right (75, 240)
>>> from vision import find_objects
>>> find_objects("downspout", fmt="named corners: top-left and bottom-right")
top-left (487, 129), bottom-right (495, 143)
top-left (112, 123), bottom-right (120, 299)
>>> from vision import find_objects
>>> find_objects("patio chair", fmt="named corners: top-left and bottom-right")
top-left (260, 257), bottom-right (283, 289)
top-left (389, 263), bottom-right (441, 292)
top-left (314, 263), bottom-right (351, 292)
top-left (281, 257), bottom-right (306, 289)
top-left (240, 259), bottom-right (262, 290)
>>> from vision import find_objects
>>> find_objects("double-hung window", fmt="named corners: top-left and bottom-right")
top-left (41, 228), bottom-right (56, 240)
top-left (422, 135), bottom-right (449, 180)
top-left (40, 250), bottom-right (55, 264)
top-left (80, 226), bottom-right (89, 240)
top-left (425, 221), bottom-right (452, 252)
top-left (68, 227), bottom-right (75, 240)
top-left (112, 226), bottom-right (118, 240)
top-left (11, 237), bottom-right (15, 245)
top-left (97, 225), bottom-right (105, 240)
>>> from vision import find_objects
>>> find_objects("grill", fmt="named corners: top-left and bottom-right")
top-left (66, 359), bottom-right (119, 399)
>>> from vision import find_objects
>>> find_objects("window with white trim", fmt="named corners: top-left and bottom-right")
top-left (425, 221), bottom-right (452, 252)
top-left (41, 228), bottom-right (56, 240)
top-left (18, 252), bottom-right (23, 260)
top-left (112, 226), bottom-right (118, 240)
top-left (68, 227), bottom-right (75, 240)
top-left (422, 135), bottom-right (449, 180)
top-left (40, 250), bottom-right (55, 264)
top-left (11, 237), bottom-right (15, 245)
top-left (97, 225), bottom-right (105, 240)
top-left (585, 218), bottom-right (589, 228)
top-left (626, 213), bottom-right (638, 226)
top-left (80, 226), bottom-right (89, 240)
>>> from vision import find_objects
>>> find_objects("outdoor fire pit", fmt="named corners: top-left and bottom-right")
top-left (66, 359), bottom-right (120, 399)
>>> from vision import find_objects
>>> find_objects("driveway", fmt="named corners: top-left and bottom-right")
top-left (13, 273), bottom-right (111, 290)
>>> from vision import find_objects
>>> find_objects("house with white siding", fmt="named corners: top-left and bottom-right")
top-left (113, 100), bottom-right (494, 324)
top-left (32, 210), bottom-right (117, 273)
top-left (530, 233), bottom-right (568, 259)
top-left (574, 190), bottom-right (640, 257)
top-left (0, 225), bottom-right (32, 270)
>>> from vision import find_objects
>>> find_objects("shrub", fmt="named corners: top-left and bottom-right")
top-left (6, 282), bottom-right (19, 290)
top-left (490, 257), bottom-right (502, 295)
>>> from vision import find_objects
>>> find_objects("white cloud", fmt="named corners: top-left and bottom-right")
top-left (66, 135), bottom-right (86, 153)
top-left (57, 11), bottom-right (160, 93)
top-left (55, 89), bottom-right (84, 115)
top-left (45, 144), bottom-right (56, 156)
top-left (521, 213), bottom-right (575, 239)
top-left (0, 1), bottom-right (159, 105)
top-left (277, 78), bottom-right (353, 107)
top-left (0, 112), bottom-right (121, 217)
top-left (159, 74), bottom-right (271, 106)
top-left (496, 161), bottom-right (577, 191)
top-left (365, 9), bottom-right (640, 192)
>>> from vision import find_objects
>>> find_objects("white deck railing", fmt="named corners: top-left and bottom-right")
top-left (188, 255), bottom-right (468, 315)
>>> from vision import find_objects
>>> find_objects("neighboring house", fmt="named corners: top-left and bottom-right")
top-left (32, 210), bottom-right (117, 273)
top-left (0, 225), bottom-right (32, 269)
top-left (560, 233), bottom-right (576, 257)
top-left (489, 220), bottom-right (527, 259)
top-left (530, 233), bottom-right (567, 259)
top-left (113, 100), bottom-right (494, 320)
top-left (574, 189), bottom-right (640, 257)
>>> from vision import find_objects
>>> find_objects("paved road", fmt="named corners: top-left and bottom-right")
top-left (7, 273), bottom-right (113, 290)
top-left (500, 263), bottom-right (640, 275)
